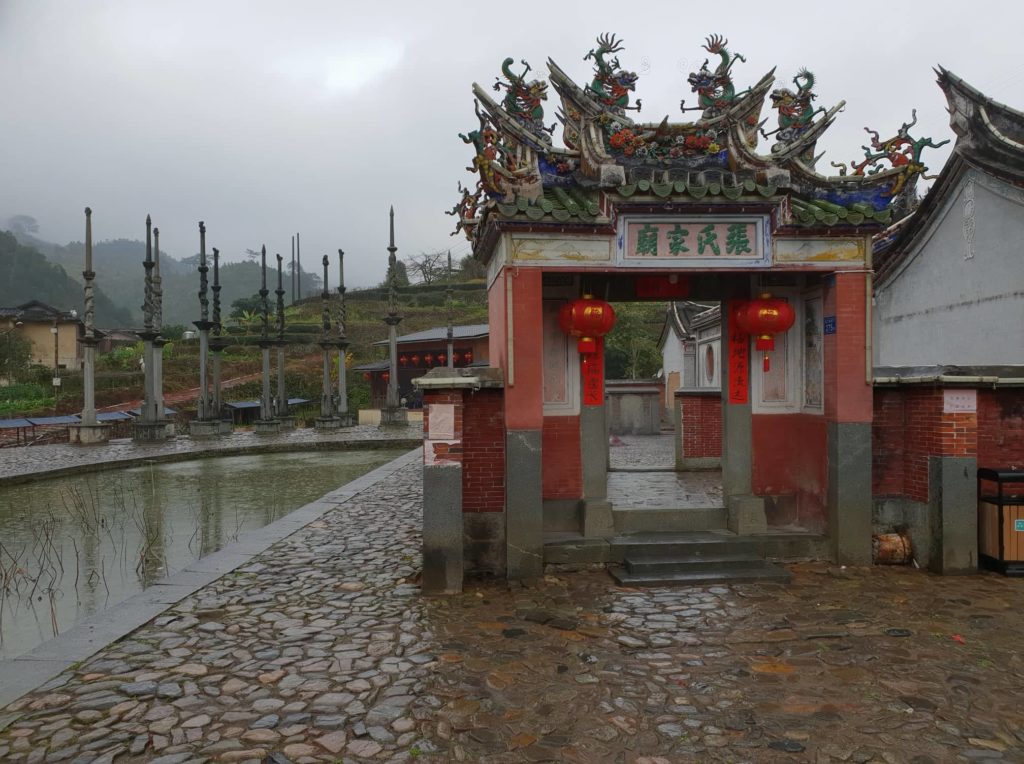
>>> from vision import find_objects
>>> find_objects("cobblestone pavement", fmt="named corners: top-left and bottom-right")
top-left (0, 425), bottom-right (422, 483)
top-left (609, 433), bottom-right (676, 470)
top-left (3, 462), bottom-right (1024, 763)
top-left (607, 470), bottom-right (724, 510)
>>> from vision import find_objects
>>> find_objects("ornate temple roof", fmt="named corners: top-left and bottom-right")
top-left (873, 68), bottom-right (1024, 283)
top-left (450, 35), bottom-right (949, 250)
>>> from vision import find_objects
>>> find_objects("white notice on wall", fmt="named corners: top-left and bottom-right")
top-left (943, 389), bottom-right (977, 413)
top-left (429, 403), bottom-right (455, 440)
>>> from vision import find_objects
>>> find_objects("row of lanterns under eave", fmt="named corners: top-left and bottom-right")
top-left (398, 350), bottom-right (474, 368)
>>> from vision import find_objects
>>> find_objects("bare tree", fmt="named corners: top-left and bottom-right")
top-left (403, 251), bottom-right (448, 285)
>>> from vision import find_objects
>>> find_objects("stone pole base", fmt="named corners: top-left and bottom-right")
top-left (69, 423), bottom-right (111, 445)
top-left (315, 416), bottom-right (341, 431)
top-left (218, 419), bottom-right (234, 435)
top-left (189, 420), bottom-right (222, 438)
top-left (133, 421), bottom-right (170, 442)
top-left (254, 419), bottom-right (282, 435)
top-left (277, 416), bottom-right (297, 431)
top-left (379, 406), bottom-right (409, 428)
top-left (337, 412), bottom-right (356, 427)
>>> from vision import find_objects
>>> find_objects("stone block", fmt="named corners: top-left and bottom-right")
top-left (422, 463), bottom-right (463, 594)
top-left (727, 494), bottom-right (767, 535)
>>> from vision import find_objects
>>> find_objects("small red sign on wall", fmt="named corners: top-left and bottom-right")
top-left (582, 339), bottom-right (605, 406)
top-left (727, 300), bottom-right (749, 405)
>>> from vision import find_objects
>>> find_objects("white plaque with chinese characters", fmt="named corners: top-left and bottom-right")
top-left (617, 215), bottom-right (770, 268)
top-left (943, 389), bottom-right (977, 414)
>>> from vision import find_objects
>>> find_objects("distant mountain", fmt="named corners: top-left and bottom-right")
top-left (7, 231), bottom-right (324, 330)
top-left (0, 231), bottom-right (134, 326)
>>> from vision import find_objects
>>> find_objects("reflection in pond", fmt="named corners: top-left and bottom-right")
top-left (0, 449), bottom-right (404, 659)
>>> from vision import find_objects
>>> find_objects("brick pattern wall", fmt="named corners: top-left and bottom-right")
top-left (978, 389), bottom-right (1024, 469)
top-left (462, 389), bottom-right (505, 512)
top-left (872, 387), bottom-right (982, 503)
top-left (542, 415), bottom-right (582, 500)
top-left (679, 394), bottom-right (722, 458)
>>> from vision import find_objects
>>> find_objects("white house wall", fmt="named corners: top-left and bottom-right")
top-left (874, 170), bottom-right (1024, 367)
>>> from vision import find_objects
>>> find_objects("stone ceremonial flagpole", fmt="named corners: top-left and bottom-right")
top-left (190, 222), bottom-right (221, 436)
top-left (134, 215), bottom-right (167, 441)
top-left (381, 206), bottom-right (407, 427)
top-left (446, 251), bottom-right (454, 370)
top-left (70, 207), bottom-right (110, 444)
top-left (255, 247), bottom-right (280, 433)
top-left (336, 249), bottom-right (353, 426)
top-left (315, 255), bottom-right (339, 429)
top-left (152, 226), bottom-right (166, 423)
top-left (209, 248), bottom-right (231, 433)
top-left (275, 253), bottom-right (294, 429)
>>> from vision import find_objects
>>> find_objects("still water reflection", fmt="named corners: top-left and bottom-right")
top-left (0, 449), bottom-right (404, 659)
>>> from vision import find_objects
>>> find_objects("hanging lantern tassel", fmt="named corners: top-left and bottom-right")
top-left (735, 293), bottom-right (795, 373)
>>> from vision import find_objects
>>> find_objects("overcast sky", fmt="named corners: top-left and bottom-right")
top-left (2, 0), bottom-right (1022, 287)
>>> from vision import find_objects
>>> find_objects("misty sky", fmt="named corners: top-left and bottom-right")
top-left (2, 0), bottom-right (1022, 288)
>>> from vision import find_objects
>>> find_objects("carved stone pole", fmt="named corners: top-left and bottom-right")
top-left (274, 253), bottom-right (294, 429)
top-left (381, 206), bottom-right (407, 427)
top-left (209, 248), bottom-right (231, 433)
top-left (134, 215), bottom-right (167, 441)
top-left (335, 249), bottom-right (353, 426)
top-left (152, 226), bottom-right (167, 425)
top-left (255, 247), bottom-right (279, 433)
top-left (70, 207), bottom-right (110, 444)
top-left (189, 223), bottom-right (220, 436)
top-left (446, 251), bottom-right (455, 371)
top-left (315, 255), bottom-right (339, 430)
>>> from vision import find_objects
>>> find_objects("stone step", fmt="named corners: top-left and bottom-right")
top-left (625, 553), bottom-right (765, 575)
top-left (610, 561), bottom-right (792, 587)
top-left (611, 507), bottom-right (727, 534)
top-left (611, 531), bottom-right (757, 559)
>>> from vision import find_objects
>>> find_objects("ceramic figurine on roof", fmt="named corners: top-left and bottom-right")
top-left (446, 181), bottom-right (482, 241)
top-left (584, 34), bottom-right (641, 114)
top-left (459, 99), bottom-right (539, 201)
top-left (763, 70), bottom-right (845, 166)
top-left (493, 58), bottom-right (552, 135)
top-left (684, 35), bottom-right (748, 118)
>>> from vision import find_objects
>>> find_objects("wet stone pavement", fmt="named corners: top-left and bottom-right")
top-left (2, 462), bottom-right (1024, 763)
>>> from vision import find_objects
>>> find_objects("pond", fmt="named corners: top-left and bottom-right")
top-left (0, 449), bottom-right (406, 660)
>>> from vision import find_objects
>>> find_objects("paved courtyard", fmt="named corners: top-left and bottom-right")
top-left (2, 455), bottom-right (1023, 763)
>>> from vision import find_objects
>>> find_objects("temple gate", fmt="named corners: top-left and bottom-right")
top-left (419, 34), bottom-right (946, 590)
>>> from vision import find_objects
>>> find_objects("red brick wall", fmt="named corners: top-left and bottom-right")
top-left (872, 387), bottom-right (986, 503)
top-left (977, 389), bottom-right (1024, 470)
top-left (679, 394), bottom-right (721, 458)
top-left (542, 415), bottom-right (582, 500)
top-left (462, 389), bottom-right (506, 512)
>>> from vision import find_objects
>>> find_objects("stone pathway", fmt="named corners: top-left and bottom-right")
top-left (607, 470), bottom-right (724, 510)
top-left (0, 425), bottom-right (422, 483)
top-left (609, 433), bottom-right (676, 470)
top-left (2, 460), bottom-right (1024, 763)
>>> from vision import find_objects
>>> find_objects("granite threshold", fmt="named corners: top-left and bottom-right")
top-left (0, 446), bottom-right (423, 709)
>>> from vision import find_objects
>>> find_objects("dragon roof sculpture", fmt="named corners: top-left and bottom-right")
top-left (449, 34), bottom-right (951, 245)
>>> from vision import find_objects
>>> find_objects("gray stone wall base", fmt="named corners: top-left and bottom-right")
top-left (464, 512), bottom-right (506, 577)
top-left (254, 420), bottom-right (282, 435)
top-left (928, 456), bottom-right (978, 575)
top-left (278, 417), bottom-right (297, 431)
top-left (828, 422), bottom-right (872, 565)
top-left (133, 422), bottom-right (169, 442)
top-left (218, 420), bottom-right (234, 435)
top-left (727, 494), bottom-right (767, 534)
top-left (315, 417), bottom-right (342, 431)
top-left (582, 500), bottom-right (615, 538)
top-left (680, 456), bottom-right (721, 470)
top-left (189, 420), bottom-right (223, 438)
top-left (580, 406), bottom-right (608, 500)
top-left (506, 430), bottom-right (543, 580)
top-left (380, 408), bottom-right (409, 428)
top-left (543, 500), bottom-right (581, 532)
top-left (68, 423), bottom-right (111, 445)
top-left (422, 463), bottom-right (464, 594)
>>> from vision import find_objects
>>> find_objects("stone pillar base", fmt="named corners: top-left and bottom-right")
top-left (379, 407), bottom-right (409, 427)
top-left (727, 494), bottom-right (767, 534)
top-left (315, 417), bottom-right (341, 430)
top-left (218, 420), bottom-right (234, 435)
top-left (278, 416), bottom-right (297, 431)
top-left (337, 412), bottom-right (356, 427)
top-left (69, 423), bottom-right (111, 445)
top-left (133, 421), bottom-right (169, 442)
top-left (582, 499), bottom-right (615, 538)
top-left (189, 420), bottom-right (223, 438)
top-left (254, 419), bottom-right (282, 435)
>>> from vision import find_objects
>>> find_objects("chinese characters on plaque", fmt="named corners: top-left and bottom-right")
top-left (625, 219), bottom-right (763, 261)
top-left (581, 342), bottom-right (605, 406)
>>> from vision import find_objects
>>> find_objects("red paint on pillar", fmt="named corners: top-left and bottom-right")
top-left (487, 270), bottom-right (507, 373)
top-left (826, 272), bottom-right (872, 423)
top-left (752, 413), bottom-right (828, 530)
top-left (581, 339), bottom-right (605, 406)
top-left (504, 268), bottom-right (544, 431)
top-left (726, 300), bottom-right (749, 404)
top-left (542, 415), bottom-right (583, 499)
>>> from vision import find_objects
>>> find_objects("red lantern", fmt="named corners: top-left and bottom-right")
top-left (451, 351), bottom-right (461, 365)
top-left (382, 371), bottom-right (390, 382)
top-left (734, 293), bottom-right (796, 372)
top-left (424, 353), bottom-right (434, 366)
top-left (362, 372), bottom-right (371, 381)
top-left (437, 352), bottom-right (447, 366)
top-left (463, 349), bottom-right (473, 364)
top-left (410, 354), bottom-right (420, 367)
top-left (399, 354), bottom-right (408, 367)
top-left (559, 294), bottom-right (617, 354)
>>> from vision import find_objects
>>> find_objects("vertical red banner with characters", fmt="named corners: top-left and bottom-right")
top-left (581, 338), bottom-right (605, 406)
top-left (727, 300), bottom-right (749, 405)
